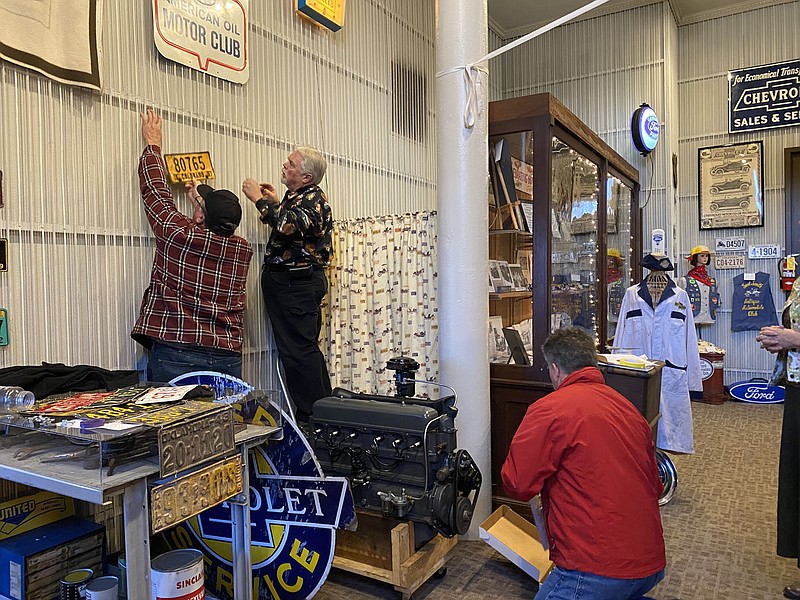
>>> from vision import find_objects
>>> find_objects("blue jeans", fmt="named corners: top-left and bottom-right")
top-left (146, 341), bottom-right (242, 384)
top-left (535, 566), bottom-right (664, 600)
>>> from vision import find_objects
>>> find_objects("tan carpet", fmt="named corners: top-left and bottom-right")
top-left (316, 401), bottom-right (795, 600)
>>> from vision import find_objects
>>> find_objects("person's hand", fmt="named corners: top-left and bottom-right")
top-left (242, 178), bottom-right (278, 204)
top-left (260, 182), bottom-right (279, 203)
top-left (756, 325), bottom-right (800, 353)
top-left (185, 179), bottom-right (205, 225)
top-left (191, 202), bottom-right (205, 225)
top-left (184, 178), bottom-right (200, 200)
top-left (140, 108), bottom-right (163, 147)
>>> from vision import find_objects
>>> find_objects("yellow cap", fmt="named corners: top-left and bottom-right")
top-left (607, 248), bottom-right (622, 259)
top-left (686, 245), bottom-right (712, 260)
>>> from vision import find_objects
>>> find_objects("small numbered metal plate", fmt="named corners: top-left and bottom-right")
top-left (163, 151), bottom-right (215, 183)
top-left (150, 454), bottom-right (242, 534)
top-left (157, 405), bottom-right (234, 477)
top-left (124, 400), bottom-right (220, 427)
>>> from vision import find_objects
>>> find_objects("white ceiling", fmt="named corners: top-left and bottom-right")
top-left (488, 0), bottom-right (784, 37)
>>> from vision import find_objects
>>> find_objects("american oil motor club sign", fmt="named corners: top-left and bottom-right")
top-left (153, 0), bottom-right (249, 84)
top-left (729, 58), bottom-right (800, 133)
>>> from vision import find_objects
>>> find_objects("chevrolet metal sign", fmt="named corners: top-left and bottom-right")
top-left (729, 59), bottom-right (800, 133)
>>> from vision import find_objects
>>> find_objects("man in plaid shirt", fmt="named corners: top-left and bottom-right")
top-left (132, 109), bottom-right (253, 382)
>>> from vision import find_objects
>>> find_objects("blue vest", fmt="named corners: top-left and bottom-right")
top-left (731, 272), bottom-right (778, 332)
top-left (685, 276), bottom-right (720, 320)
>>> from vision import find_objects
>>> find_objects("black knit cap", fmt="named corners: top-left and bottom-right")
top-left (197, 184), bottom-right (242, 237)
top-left (640, 253), bottom-right (674, 271)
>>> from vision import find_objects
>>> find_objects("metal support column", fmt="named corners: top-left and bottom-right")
top-left (123, 478), bottom-right (150, 600)
top-left (435, 0), bottom-right (492, 538)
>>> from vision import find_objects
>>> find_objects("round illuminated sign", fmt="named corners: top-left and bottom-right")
top-left (631, 103), bottom-right (660, 156)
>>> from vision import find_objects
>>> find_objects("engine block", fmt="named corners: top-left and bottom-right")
top-left (308, 389), bottom-right (481, 538)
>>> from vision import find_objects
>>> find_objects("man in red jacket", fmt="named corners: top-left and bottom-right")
top-left (502, 327), bottom-right (665, 600)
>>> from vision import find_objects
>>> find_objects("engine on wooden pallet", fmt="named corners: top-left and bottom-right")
top-left (308, 357), bottom-right (482, 538)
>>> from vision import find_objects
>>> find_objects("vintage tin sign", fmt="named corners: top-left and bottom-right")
top-left (153, 0), bottom-right (249, 84)
top-left (728, 380), bottom-right (784, 403)
top-left (158, 405), bottom-right (234, 476)
top-left (729, 59), bottom-right (800, 133)
top-left (296, 0), bottom-right (346, 32)
top-left (151, 454), bottom-right (243, 534)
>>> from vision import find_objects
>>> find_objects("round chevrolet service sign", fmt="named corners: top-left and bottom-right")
top-left (158, 400), bottom-right (353, 599)
top-left (160, 416), bottom-right (339, 599)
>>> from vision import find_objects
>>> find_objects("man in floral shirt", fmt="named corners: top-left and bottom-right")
top-left (242, 147), bottom-right (333, 421)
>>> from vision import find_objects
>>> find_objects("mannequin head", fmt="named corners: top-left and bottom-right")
top-left (686, 245), bottom-right (713, 267)
top-left (607, 248), bottom-right (623, 270)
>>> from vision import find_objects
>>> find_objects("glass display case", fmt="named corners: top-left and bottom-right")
top-left (488, 93), bottom-right (641, 517)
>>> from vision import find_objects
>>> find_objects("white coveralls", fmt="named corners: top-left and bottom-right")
top-left (613, 279), bottom-right (702, 454)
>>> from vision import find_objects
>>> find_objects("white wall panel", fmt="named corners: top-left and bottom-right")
top-left (678, 2), bottom-right (800, 383)
top-left (488, 28), bottom-right (505, 102)
top-left (497, 2), bottom-right (675, 254)
top-left (0, 0), bottom-right (436, 389)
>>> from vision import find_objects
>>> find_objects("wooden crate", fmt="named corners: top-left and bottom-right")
top-left (333, 511), bottom-right (457, 600)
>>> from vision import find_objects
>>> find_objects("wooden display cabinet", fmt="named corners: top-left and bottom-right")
top-left (488, 93), bottom-right (643, 516)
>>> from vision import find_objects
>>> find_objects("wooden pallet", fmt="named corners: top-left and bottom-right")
top-left (333, 511), bottom-right (457, 600)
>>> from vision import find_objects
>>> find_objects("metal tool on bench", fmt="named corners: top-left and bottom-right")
top-left (82, 435), bottom-right (158, 475)
top-left (10, 434), bottom-right (69, 459)
top-left (308, 357), bottom-right (482, 539)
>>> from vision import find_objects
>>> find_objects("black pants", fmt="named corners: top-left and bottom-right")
top-left (779, 384), bottom-right (800, 563)
top-left (261, 267), bottom-right (332, 419)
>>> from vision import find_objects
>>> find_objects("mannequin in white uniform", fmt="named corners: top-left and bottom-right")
top-left (614, 253), bottom-right (702, 454)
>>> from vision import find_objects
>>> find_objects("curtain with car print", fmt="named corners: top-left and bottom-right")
top-left (321, 212), bottom-right (439, 396)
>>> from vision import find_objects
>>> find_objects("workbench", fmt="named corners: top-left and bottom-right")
top-left (0, 422), bottom-right (278, 600)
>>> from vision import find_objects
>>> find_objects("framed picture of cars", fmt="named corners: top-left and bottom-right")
top-left (698, 141), bottom-right (764, 230)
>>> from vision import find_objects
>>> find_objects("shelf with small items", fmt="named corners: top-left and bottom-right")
top-left (490, 291), bottom-right (532, 300)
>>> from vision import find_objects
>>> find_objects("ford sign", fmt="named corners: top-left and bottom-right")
top-left (728, 380), bottom-right (784, 404)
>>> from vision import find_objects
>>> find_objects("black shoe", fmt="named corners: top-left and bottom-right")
top-left (784, 585), bottom-right (800, 599)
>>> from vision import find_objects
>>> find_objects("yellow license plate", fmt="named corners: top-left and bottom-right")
top-left (150, 454), bottom-right (243, 534)
top-left (163, 152), bottom-right (215, 184)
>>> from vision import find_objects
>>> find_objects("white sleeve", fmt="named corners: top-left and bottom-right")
top-left (683, 291), bottom-right (703, 391)
top-left (613, 288), bottom-right (634, 351)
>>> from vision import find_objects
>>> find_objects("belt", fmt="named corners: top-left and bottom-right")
top-left (263, 263), bottom-right (321, 273)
